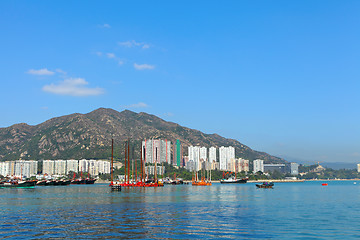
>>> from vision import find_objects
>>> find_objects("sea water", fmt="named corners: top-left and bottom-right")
top-left (0, 181), bottom-right (360, 239)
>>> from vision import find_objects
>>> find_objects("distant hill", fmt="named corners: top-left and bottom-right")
top-left (0, 108), bottom-right (285, 163)
top-left (321, 162), bottom-right (357, 170)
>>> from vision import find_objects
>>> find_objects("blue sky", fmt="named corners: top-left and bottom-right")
top-left (1, 1), bottom-right (359, 163)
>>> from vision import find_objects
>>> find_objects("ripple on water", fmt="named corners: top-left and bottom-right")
top-left (1, 182), bottom-right (360, 239)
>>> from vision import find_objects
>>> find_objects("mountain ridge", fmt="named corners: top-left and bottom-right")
top-left (0, 108), bottom-right (285, 163)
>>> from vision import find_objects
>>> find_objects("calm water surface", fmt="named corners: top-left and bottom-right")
top-left (1, 181), bottom-right (360, 239)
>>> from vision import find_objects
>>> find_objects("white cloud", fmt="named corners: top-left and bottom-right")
top-left (124, 102), bottom-right (149, 108)
top-left (27, 68), bottom-right (54, 76)
top-left (134, 63), bottom-right (155, 70)
top-left (118, 60), bottom-right (124, 65)
top-left (55, 69), bottom-right (67, 75)
top-left (118, 40), bottom-right (150, 49)
top-left (99, 23), bottom-right (111, 28)
top-left (106, 53), bottom-right (116, 59)
top-left (95, 51), bottom-right (103, 56)
top-left (42, 78), bottom-right (104, 96)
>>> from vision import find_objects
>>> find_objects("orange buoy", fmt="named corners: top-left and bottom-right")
top-left (322, 183), bottom-right (328, 186)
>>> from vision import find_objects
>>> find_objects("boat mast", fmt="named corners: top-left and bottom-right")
top-left (124, 141), bottom-right (127, 183)
top-left (154, 147), bottom-right (157, 182)
top-left (235, 159), bottom-right (237, 179)
top-left (135, 157), bottom-right (137, 182)
top-left (140, 145), bottom-right (144, 182)
top-left (132, 144), bottom-right (134, 182)
top-left (127, 138), bottom-right (130, 184)
top-left (111, 139), bottom-right (114, 185)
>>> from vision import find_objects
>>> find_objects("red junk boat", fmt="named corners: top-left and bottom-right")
top-left (110, 138), bottom-right (164, 189)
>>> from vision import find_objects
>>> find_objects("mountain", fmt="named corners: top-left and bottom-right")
top-left (0, 108), bottom-right (285, 163)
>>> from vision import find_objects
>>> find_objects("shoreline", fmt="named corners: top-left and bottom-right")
top-left (95, 178), bottom-right (360, 184)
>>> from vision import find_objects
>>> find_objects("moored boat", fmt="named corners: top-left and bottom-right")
top-left (85, 178), bottom-right (96, 184)
top-left (220, 177), bottom-right (248, 184)
top-left (71, 179), bottom-right (87, 184)
top-left (256, 182), bottom-right (274, 188)
top-left (36, 180), bottom-right (47, 186)
top-left (0, 180), bottom-right (36, 189)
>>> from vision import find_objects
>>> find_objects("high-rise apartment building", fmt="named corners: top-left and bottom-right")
top-left (209, 147), bottom-right (217, 163)
top-left (253, 159), bottom-right (264, 173)
top-left (238, 158), bottom-right (249, 172)
top-left (79, 159), bottom-right (89, 172)
top-left (98, 160), bottom-right (111, 174)
top-left (88, 160), bottom-right (99, 176)
top-left (199, 147), bottom-right (207, 162)
top-left (289, 162), bottom-right (299, 175)
top-left (66, 159), bottom-right (78, 174)
top-left (54, 160), bottom-right (66, 175)
top-left (43, 160), bottom-right (55, 175)
top-left (219, 146), bottom-right (235, 171)
top-left (142, 139), bottom-right (171, 164)
top-left (176, 139), bottom-right (181, 167)
top-left (188, 146), bottom-right (200, 171)
top-left (145, 166), bottom-right (165, 176)
top-left (0, 161), bottom-right (10, 176)
top-left (0, 160), bottom-right (37, 178)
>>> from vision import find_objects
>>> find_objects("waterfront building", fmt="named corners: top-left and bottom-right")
top-left (66, 159), bottom-right (78, 174)
top-left (142, 139), bottom-right (171, 164)
top-left (199, 147), bottom-right (207, 162)
top-left (188, 146), bottom-right (200, 171)
top-left (79, 159), bottom-right (89, 172)
top-left (176, 140), bottom-right (181, 167)
top-left (202, 161), bottom-right (212, 171)
top-left (14, 160), bottom-right (24, 177)
top-left (357, 164), bottom-right (360, 173)
top-left (43, 160), bottom-right (55, 175)
top-left (253, 159), bottom-right (264, 173)
top-left (209, 147), bottom-right (217, 163)
top-left (98, 160), bottom-right (111, 174)
top-left (186, 160), bottom-right (196, 172)
top-left (0, 161), bottom-right (10, 177)
top-left (54, 160), bottom-right (66, 175)
top-left (183, 156), bottom-right (189, 168)
top-left (145, 165), bottom-right (165, 176)
top-left (240, 159), bottom-right (250, 172)
top-left (88, 160), bottom-right (99, 176)
top-left (219, 146), bottom-right (235, 171)
top-left (264, 164), bottom-right (286, 173)
top-left (211, 160), bottom-right (219, 170)
top-left (1, 160), bottom-right (37, 178)
top-left (289, 162), bottom-right (299, 175)
top-left (228, 158), bottom-right (236, 172)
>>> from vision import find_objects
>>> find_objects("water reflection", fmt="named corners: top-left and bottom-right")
top-left (1, 182), bottom-right (360, 239)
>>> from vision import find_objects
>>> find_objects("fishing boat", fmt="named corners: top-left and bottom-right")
top-left (36, 180), bottom-right (47, 186)
top-left (85, 178), bottom-right (96, 184)
top-left (192, 179), bottom-right (212, 186)
top-left (220, 177), bottom-right (248, 184)
top-left (0, 180), bottom-right (36, 189)
top-left (192, 171), bottom-right (211, 186)
top-left (220, 166), bottom-right (248, 184)
top-left (256, 182), bottom-right (274, 188)
top-left (71, 178), bottom-right (86, 184)
top-left (58, 179), bottom-right (72, 185)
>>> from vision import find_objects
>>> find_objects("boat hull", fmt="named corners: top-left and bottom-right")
top-left (256, 183), bottom-right (274, 188)
top-left (0, 181), bottom-right (36, 189)
top-left (220, 179), bottom-right (247, 184)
